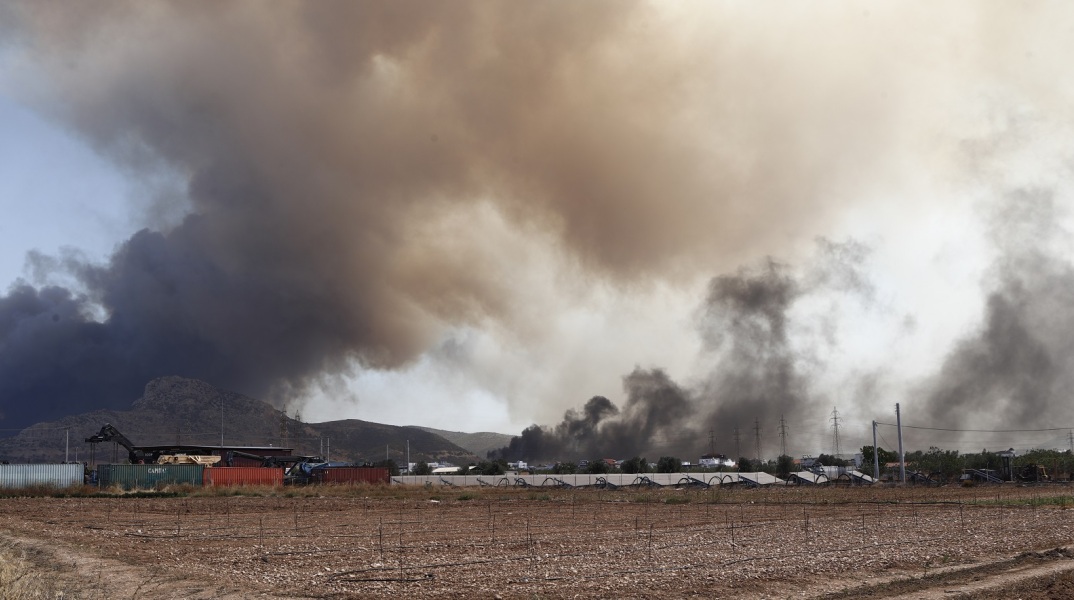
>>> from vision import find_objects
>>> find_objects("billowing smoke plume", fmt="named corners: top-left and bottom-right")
top-left (498, 192), bottom-right (1074, 463)
top-left (495, 241), bottom-right (874, 461)
top-left (919, 193), bottom-right (1074, 431)
top-left (496, 370), bottom-right (695, 461)
top-left (0, 2), bottom-right (923, 429)
top-left (2, 3), bottom-right (1074, 440)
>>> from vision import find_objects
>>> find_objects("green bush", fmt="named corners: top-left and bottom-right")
top-left (656, 456), bottom-right (681, 473)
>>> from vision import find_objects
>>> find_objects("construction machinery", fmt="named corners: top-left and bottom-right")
top-left (157, 454), bottom-right (221, 466)
top-left (85, 423), bottom-right (303, 468)
top-left (85, 424), bottom-right (152, 464)
top-left (1016, 464), bottom-right (1050, 482)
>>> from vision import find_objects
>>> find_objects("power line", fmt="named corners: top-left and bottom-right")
top-left (875, 422), bottom-right (1072, 433)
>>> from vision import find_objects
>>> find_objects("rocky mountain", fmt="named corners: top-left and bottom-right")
top-left (0, 376), bottom-right (479, 465)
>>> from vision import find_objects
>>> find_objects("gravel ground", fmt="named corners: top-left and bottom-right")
top-left (1, 484), bottom-right (1073, 599)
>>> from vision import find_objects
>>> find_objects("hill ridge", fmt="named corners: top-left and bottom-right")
top-left (0, 376), bottom-right (479, 465)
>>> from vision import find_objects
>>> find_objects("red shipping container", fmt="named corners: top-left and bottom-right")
top-left (204, 467), bottom-right (284, 487)
top-left (313, 467), bottom-right (389, 485)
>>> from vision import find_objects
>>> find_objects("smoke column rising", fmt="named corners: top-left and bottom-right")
top-left (496, 241), bottom-right (877, 461)
top-left (1, 3), bottom-right (1074, 441)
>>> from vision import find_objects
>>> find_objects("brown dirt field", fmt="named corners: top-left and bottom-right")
top-left (1, 484), bottom-right (1074, 599)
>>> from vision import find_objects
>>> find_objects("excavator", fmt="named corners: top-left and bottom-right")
top-left (85, 424), bottom-right (152, 464)
top-left (84, 424), bottom-right (219, 465)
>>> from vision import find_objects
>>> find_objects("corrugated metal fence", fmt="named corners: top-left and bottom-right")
top-left (0, 464), bottom-right (84, 489)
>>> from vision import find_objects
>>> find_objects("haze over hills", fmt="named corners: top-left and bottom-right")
top-left (0, 377), bottom-right (479, 465)
top-left (412, 427), bottom-right (514, 458)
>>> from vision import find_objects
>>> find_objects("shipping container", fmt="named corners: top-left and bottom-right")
top-left (97, 463), bottom-right (204, 490)
top-left (312, 467), bottom-right (389, 485)
top-left (0, 464), bottom-right (84, 489)
top-left (204, 467), bottom-right (283, 487)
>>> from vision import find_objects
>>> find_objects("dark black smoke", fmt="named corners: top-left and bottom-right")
top-left (495, 396), bottom-right (619, 461)
top-left (498, 193), bottom-right (1074, 462)
top-left (2, 2), bottom-right (888, 430)
top-left (5, 4), bottom-right (1068, 443)
top-left (495, 242), bottom-right (873, 462)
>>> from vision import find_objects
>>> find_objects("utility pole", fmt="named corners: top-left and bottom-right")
top-left (65, 427), bottom-right (69, 463)
top-left (753, 418), bottom-right (762, 462)
top-left (872, 421), bottom-right (880, 480)
top-left (220, 398), bottom-right (225, 448)
top-left (709, 429), bottom-right (715, 456)
top-left (407, 439), bottom-right (410, 473)
top-left (830, 407), bottom-right (842, 458)
top-left (733, 426), bottom-right (741, 459)
top-left (1069, 430), bottom-right (1073, 454)
top-left (778, 415), bottom-right (787, 458)
top-left (896, 403), bottom-right (906, 484)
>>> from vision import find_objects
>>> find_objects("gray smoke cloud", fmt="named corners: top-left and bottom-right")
top-left (0, 2), bottom-right (909, 429)
top-left (498, 192), bottom-right (1074, 463)
top-left (495, 240), bottom-right (875, 461)
top-left (1, 3), bottom-right (1073, 444)
top-left (919, 193), bottom-right (1074, 432)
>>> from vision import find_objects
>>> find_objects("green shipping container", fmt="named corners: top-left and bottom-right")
top-left (98, 463), bottom-right (204, 490)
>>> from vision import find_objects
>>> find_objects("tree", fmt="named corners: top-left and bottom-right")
top-left (585, 459), bottom-right (610, 474)
top-left (656, 456), bottom-right (681, 473)
top-left (776, 454), bottom-right (795, 478)
top-left (621, 456), bottom-right (648, 474)
top-left (475, 460), bottom-right (507, 475)
top-left (737, 457), bottom-right (754, 472)
top-left (860, 445), bottom-right (898, 467)
top-left (553, 461), bottom-right (577, 474)
top-left (919, 447), bottom-right (961, 481)
top-left (413, 461), bottom-right (432, 476)
top-left (817, 454), bottom-right (848, 467)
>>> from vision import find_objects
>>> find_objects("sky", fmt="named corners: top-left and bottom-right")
top-left (2, 2), bottom-right (1074, 461)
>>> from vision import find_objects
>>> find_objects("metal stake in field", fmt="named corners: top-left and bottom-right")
top-left (729, 520), bottom-right (735, 555)
top-left (861, 512), bottom-right (865, 545)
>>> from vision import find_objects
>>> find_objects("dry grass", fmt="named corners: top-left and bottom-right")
top-left (0, 539), bottom-right (64, 600)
